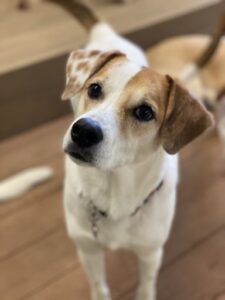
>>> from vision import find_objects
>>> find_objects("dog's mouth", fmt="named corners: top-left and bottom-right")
top-left (68, 151), bottom-right (88, 162)
top-left (64, 145), bottom-right (92, 164)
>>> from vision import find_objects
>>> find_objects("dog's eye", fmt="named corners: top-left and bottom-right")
top-left (88, 83), bottom-right (102, 100)
top-left (133, 104), bottom-right (155, 122)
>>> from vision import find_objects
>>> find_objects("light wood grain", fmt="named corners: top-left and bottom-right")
top-left (0, 228), bottom-right (77, 300)
top-left (0, 161), bottom-right (63, 261)
top-left (164, 129), bottom-right (225, 265)
top-left (0, 0), bottom-right (220, 74)
top-left (0, 115), bottom-right (72, 178)
top-left (122, 225), bottom-right (225, 300)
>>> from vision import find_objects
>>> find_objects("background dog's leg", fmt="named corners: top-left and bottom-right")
top-left (77, 242), bottom-right (111, 300)
top-left (135, 248), bottom-right (163, 300)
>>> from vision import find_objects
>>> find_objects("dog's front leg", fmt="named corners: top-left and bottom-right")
top-left (76, 241), bottom-right (111, 300)
top-left (135, 248), bottom-right (163, 300)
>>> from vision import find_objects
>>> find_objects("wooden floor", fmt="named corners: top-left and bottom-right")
top-left (0, 114), bottom-right (225, 300)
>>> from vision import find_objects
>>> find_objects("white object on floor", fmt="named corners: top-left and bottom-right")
top-left (0, 166), bottom-right (54, 202)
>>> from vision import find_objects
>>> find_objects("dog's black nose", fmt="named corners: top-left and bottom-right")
top-left (71, 118), bottom-right (103, 148)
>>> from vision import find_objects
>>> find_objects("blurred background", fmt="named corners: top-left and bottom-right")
top-left (0, 0), bottom-right (225, 299)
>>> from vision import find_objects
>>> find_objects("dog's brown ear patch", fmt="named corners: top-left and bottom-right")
top-left (62, 49), bottom-right (125, 100)
top-left (160, 75), bottom-right (213, 154)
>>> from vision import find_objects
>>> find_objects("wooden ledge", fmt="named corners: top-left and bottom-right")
top-left (0, 0), bottom-right (221, 75)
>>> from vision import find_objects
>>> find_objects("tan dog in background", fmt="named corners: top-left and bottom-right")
top-left (148, 35), bottom-right (225, 106)
top-left (147, 14), bottom-right (225, 149)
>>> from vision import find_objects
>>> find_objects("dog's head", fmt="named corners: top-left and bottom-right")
top-left (62, 49), bottom-right (213, 169)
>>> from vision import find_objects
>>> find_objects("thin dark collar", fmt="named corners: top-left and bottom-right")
top-left (96, 179), bottom-right (164, 219)
top-left (131, 179), bottom-right (164, 217)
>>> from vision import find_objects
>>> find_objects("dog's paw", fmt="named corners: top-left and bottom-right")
top-left (135, 289), bottom-right (156, 300)
top-left (91, 287), bottom-right (111, 300)
top-left (92, 294), bottom-right (111, 300)
top-left (135, 296), bottom-right (155, 300)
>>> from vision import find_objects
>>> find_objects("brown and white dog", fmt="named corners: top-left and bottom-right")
top-left (0, 1), bottom-right (215, 299)
top-left (59, 1), bottom-right (212, 300)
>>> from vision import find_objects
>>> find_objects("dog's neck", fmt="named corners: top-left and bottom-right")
top-left (67, 148), bottom-right (170, 219)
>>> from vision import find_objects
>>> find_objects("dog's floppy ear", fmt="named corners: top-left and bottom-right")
top-left (159, 75), bottom-right (213, 154)
top-left (62, 49), bottom-right (125, 100)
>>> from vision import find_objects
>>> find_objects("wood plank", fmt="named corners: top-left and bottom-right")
top-left (158, 228), bottom-right (225, 300)
top-left (0, 228), bottom-right (78, 300)
top-left (24, 267), bottom-right (90, 300)
top-left (122, 225), bottom-right (225, 300)
top-left (164, 129), bottom-right (225, 265)
top-left (26, 250), bottom-right (138, 300)
top-left (0, 114), bottom-right (72, 179)
top-left (0, 180), bottom-right (63, 261)
top-left (0, 156), bottom-right (63, 217)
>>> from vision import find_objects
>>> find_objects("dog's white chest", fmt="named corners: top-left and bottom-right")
top-left (65, 151), bottom-right (177, 249)
top-left (64, 154), bottom-right (178, 251)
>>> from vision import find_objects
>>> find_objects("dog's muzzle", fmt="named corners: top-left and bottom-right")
top-left (65, 118), bottom-right (103, 163)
